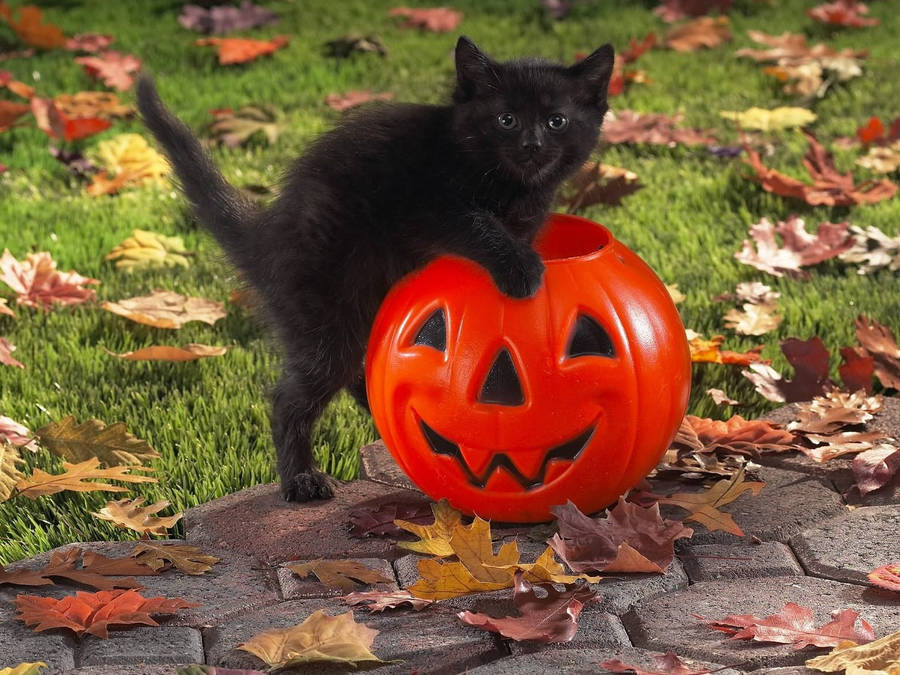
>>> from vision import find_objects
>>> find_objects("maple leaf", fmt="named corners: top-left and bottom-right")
top-left (237, 610), bottom-right (385, 668)
top-left (0, 546), bottom-right (155, 591)
top-left (342, 589), bottom-right (434, 612)
top-left (720, 106), bottom-right (816, 131)
top-left (30, 97), bottom-right (111, 142)
top-left (0, 3), bottom-right (66, 49)
top-left (838, 346), bottom-right (874, 394)
top-left (105, 229), bottom-right (191, 273)
top-left (286, 559), bottom-right (393, 593)
top-left (53, 91), bottom-right (133, 119)
top-left (602, 111), bottom-right (716, 146)
top-left (195, 35), bottom-right (290, 65)
top-left (852, 444), bottom-right (900, 495)
top-left (549, 498), bottom-right (692, 574)
top-left (178, 2), bottom-right (279, 34)
top-left (15, 458), bottom-right (156, 499)
top-left (602, 652), bottom-right (713, 675)
top-left (559, 161), bottom-right (643, 212)
top-left (867, 563), bottom-right (900, 593)
top-left (388, 7), bottom-right (462, 33)
top-left (325, 90), bottom-right (395, 112)
top-left (1, 442), bottom-right (25, 503)
top-left (808, 0), bottom-right (878, 27)
top-left (0, 250), bottom-right (98, 309)
top-left (742, 337), bottom-right (835, 403)
top-left (686, 332), bottom-right (767, 367)
top-left (734, 216), bottom-right (853, 278)
top-left (75, 51), bottom-right (141, 90)
top-left (672, 415), bottom-right (797, 457)
top-left (93, 133), bottom-right (170, 186)
top-left (0, 336), bottom-right (24, 369)
top-left (105, 343), bottom-right (228, 362)
top-left (65, 33), bottom-right (114, 53)
top-left (723, 303), bottom-right (782, 336)
top-left (323, 33), bottom-right (388, 59)
top-left (394, 498), bottom-right (463, 557)
top-left (35, 415), bottom-right (158, 467)
top-left (92, 497), bottom-right (183, 536)
top-left (0, 70), bottom-right (34, 98)
top-left (807, 630), bottom-right (900, 674)
top-left (0, 415), bottom-right (38, 452)
top-left (15, 588), bottom-right (199, 638)
top-left (855, 316), bottom-right (900, 390)
top-left (0, 100), bottom-right (30, 132)
top-left (348, 499), bottom-right (434, 537)
top-left (131, 541), bottom-right (219, 575)
top-left (654, 0), bottom-right (732, 23)
top-left (458, 571), bottom-right (598, 643)
top-left (697, 602), bottom-right (875, 649)
top-left (664, 16), bottom-right (731, 52)
top-left (102, 290), bottom-right (226, 329)
top-left (483, 545), bottom-right (601, 585)
top-left (0, 663), bottom-right (47, 675)
top-left (207, 104), bottom-right (284, 147)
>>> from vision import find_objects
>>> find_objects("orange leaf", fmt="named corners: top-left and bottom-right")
top-left (0, 70), bottom-right (35, 98)
top-left (195, 35), bottom-right (289, 65)
top-left (0, 2), bottom-right (66, 49)
top-left (388, 7), bottom-right (462, 32)
top-left (0, 100), bottom-right (30, 132)
top-left (101, 290), bottom-right (226, 329)
top-left (867, 562), bottom-right (900, 592)
top-left (104, 343), bottom-right (228, 362)
top-left (687, 332), bottom-right (767, 366)
top-left (664, 16), bottom-right (731, 52)
top-left (325, 90), bottom-right (395, 112)
top-left (30, 97), bottom-right (111, 142)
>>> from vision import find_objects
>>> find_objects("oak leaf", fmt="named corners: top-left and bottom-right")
top-left (602, 110), bottom-right (716, 146)
top-left (30, 97), bottom-right (111, 142)
top-left (838, 347), bottom-right (874, 394)
top-left (559, 161), bottom-right (643, 212)
top-left (0, 100), bottom-right (30, 132)
top-left (672, 415), bottom-right (796, 456)
top-left (686, 332), bottom-right (767, 366)
top-left (15, 588), bottom-right (199, 638)
top-left (742, 337), bottom-right (835, 403)
top-left (0, 663), bottom-right (46, 675)
top-left (0, 415), bottom-right (38, 452)
top-left (195, 35), bottom-right (289, 65)
top-left (102, 290), bottom-right (226, 329)
top-left (719, 106), bottom-right (816, 131)
top-left (75, 51), bottom-right (142, 90)
top-left (654, 0), bottom-right (732, 22)
top-left (458, 571), bottom-right (598, 643)
top-left (723, 303), bottom-right (782, 336)
top-left (15, 458), bottom-right (156, 499)
top-left (105, 343), bottom-right (228, 362)
top-left (342, 589), bottom-right (434, 612)
top-left (394, 498), bottom-right (462, 557)
top-left (855, 316), bottom-right (900, 390)
top-left (734, 216), bottom-right (853, 278)
top-left (237, 610), bottom-right (385, 669)
top-left (664, 16), bottom-right (731, 52)
top-left (349, 499), bottom-right (435, 537)
top-left (207, 104), bottom-right (284, 147)
top-left (807, 630), bottom-right (900, 674)
top-left (601, 652), bottom-right (713, 675)
top-left (0, 3), bottom-right (65, 48)
top-left (0, 336), bottom-right (24, 368)
top-left (53, 91), bottom-right (133, 119)
top-left (1, 442), bottom-right (25, 503)
top-left (64, 33), bottom-right (113, 53)
top-left (852, 444), bottom-right (900, 495)
top-left (35, 416), bottom-right (158, 467)
top-left (808, 0), bottom-right (878, 27)
top-left (178, 2), bottom-right (279, 34)
top-left (92, 497), bottom-right (182, 536)
top-left (0, 546), bottom-right (154, 590)
top-left (286, 560), bottom-right (393, 593)
top-left (325, 90), bottom-right (395, 112)
top-left (131, 542), bottom-right (219, 575)
top-left (388, 7), bottom-right (462, 32)
top-left (486, 546), bottom-right (602, 585)
top-left (0, 249), bottom-right (99, 309)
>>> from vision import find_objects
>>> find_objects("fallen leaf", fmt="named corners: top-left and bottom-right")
top-left (808, 0), bottom-right (878, 27)
top-left (838, 347), bottom-right (874, 393)
top-left (744, 337), bottom-right (835, 403)
top-left (131, 542), bottom-right (219, 575)
top-left (0, 70), bottom-right (34, 98)
top-left (807, 630), bottom-right (900, 674)
top-left (30, 97), bottom-right (111, 142)
top-left (176, 667), bottom-right (266, 675)
top-left (105, 229), bottom-right (191, 273)
top-left (0, 100), bottom-right (30, 132)
top-left (195, 35), bottom-right (289, 65)
top-left (672, 415), bottom-right (796, 456)
top-left (0, 663), bottom-right (46, 675)
top-left (797, 431), bottom-right (886, 463)
top-left (237, 610), bottom-right (385, 669)
top-left (1, 442), bottom-right (25, 503)
top-left (15, 458), bottom-right (156, 499)
top-left (697, 602), bottom-right (875, 649)
top-left (54, 91), bottom-right (133, 119)
top-left (0, 336), bottom-right (24, 368)
top-left (734, 216), bottom-right (853, 278)
top-left (706, 388), bottom-right (742, 406)
top-left (323, 33), bottom-right (387, 58)
top-left (664, 16), bottom-right (731, 52)
top-left (686, 332), bottom-right (767, 366)
top-left (342, 589), bottom-right (434, 612)
top-left (92, 497), bottom-right (182, 536)
top-left (856, 141), bottom-right (900, 174)
top-left (602, 110), bottom-right (716, 146)
top-left (388, 7), bottom-right (462, 32)
top-left (855, 315), bottom-right (900, 389)
top-left (325, 90), bottom-right (395, 112)
top-left (102, 290), bottom-right (226, 329)
top-left (719, 106), bottom-right (816, 131)
top-left (559, 161), bottom-right (643, 212)
top-left (727, 281), bottom-right (780, 306)
top-left (349, 499), bottom-right (435, 537)
top-left (35, 416), bottom-right (158, 467)
top-left (75, 51), bottom-right (141, 90)
top-left (0, 546), bottom-right (153, 590)
top-left (723, 303), bottom-right (782, 336)
top-left (484, 545), bottom-right (601, 585)
top-left (178, 2), bottom-right (279, 34)
top-left (64, 33), bottom-right (113, 53)
top-left (0, 416), bottom-right (38, 452)
top-left (49, 146), bottom-right (99, 177)
top-left (0, 3), bottom-right (66, 49)
top-left (394, 498), bottom-right (463, 557)
top-left (654, 0), bottom-right (732, 22)
top-left (0, 297), bottom-right (14, 316)
top-left (286, 560), bottom-right (393, 593)
top-left (852, 444), bottom-right (900, 495)
top-left (458, 571), bottom-right (598, 643)
top-left (105, 343), bottom-right (228, 362)
top-left (207, 104), bottom-right (284, 147)
top-left (602, 652), bottom-right (713, 675)
top-left (798, 389), bottom-right (883, 417)
top-left (15, 588), bottom-right (198, 638)
top-left (867, 563), bottom-right (900, 593)
top-left (93, 133), bottom-right (170, 186)
top-left (666, 284), bottom-right (685, 304)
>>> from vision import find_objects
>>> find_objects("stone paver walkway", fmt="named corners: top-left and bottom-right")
top-left (1, 400), bottom-right (898, 674)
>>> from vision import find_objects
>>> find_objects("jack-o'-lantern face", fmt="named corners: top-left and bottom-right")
top-left (366, 214), bottom-right (690, 523)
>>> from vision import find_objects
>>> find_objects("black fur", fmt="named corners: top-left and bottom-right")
top-left (136, 36), bottom-right (614, 502)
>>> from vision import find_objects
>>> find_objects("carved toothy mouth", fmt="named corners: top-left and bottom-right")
top-left (418, 420), bottom-right (594, 490)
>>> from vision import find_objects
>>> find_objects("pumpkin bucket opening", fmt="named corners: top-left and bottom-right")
top-left (533, 213), bottom-right (612, 263)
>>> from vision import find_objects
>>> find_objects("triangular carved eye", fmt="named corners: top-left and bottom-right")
top-left (413, 308), bottom-right (446, 351)
top-left (479, 349), bottom-right (525, 406)
top-left (567, 314), bottom-right (615, 358)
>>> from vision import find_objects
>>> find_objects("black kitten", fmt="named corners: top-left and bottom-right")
top-left (136, 36), bottom-right (614, 502)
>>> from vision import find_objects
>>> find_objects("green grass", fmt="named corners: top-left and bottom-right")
top-left (1, 0), bottom-right (899, 564)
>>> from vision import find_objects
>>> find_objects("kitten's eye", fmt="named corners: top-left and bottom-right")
top-left (547, 113), bottom-right (568, 132)
top-left (496, 112), bottom-right (518, 130)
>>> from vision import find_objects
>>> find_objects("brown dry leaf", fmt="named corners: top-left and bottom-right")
top-left (342, 589), bottom-right (434, 612)
top-left (852, 444), bottom-right (900, 495)
top-left (0, 336), bottom-right (24, 369)
top-left (666, 284), bottom-right (686, 304)
top-left (672, 415), bottom-right (797, 456)
top-left (196, 35), bottom-right (289, 65)
top-left (723, 303), bottom-right (782, 336)
top-left (65, 33), bottom-right (113, 53)
top-left (734, 216), bottom-right (853, 278)
top-left (839, 346), bottom-right (874, 394)
top-left (855, 315), bottom-right (900, 390)
top-left (856, 141), bottom-right (900, 174)
top-left (0, 546), bottom-right (155, 590)
top-left (602, 110), bottom-right (716, 146)
top-left (664, 16), bottom-right (731, 52)
top-left (706, 388), bottom-right (743, 406)
top-left (131, 542), bottom-right (219, 575)
top-left (797, 431), bottom-right (886, 463)
top-left (0, 70), bottom-right (34, 98)
top-left (560, 161), bottom-right (643, 212)
top-left (394, 498), bottom-right (462, 557)
top-left (0, 250), bottom-right (99, 309)
top-left (742, 337), bottom-right (835, 403)
top-left (105, 344), bottom-right (228, 362)
top-left (93, 497), bottom-right (182, 536)
top-left (53, 91), bottom-right (133, 119)
top-left (286, 560), bottom-right (393, 593)
top-left (798, 389), bottom-right (883, 417)
top-left (325, 90), bottom-right (394, 112)
top-left (237, 610), bottom-right (385, 669)
top-left (348, 499), bottom-right (435, 537)
top-left (686, 332), bottom-right (767, 367)
top-left (602, 652), bottom-right (714, 675)
top-left (0, 416), bottom-right (38, 452)
top-left (0, 3), bottom-right (66, 49)
top-left (75, 51), bottom-right (141, 90)
top-left (102, 291), bottom-right (226, 329)
top-left (0, 297), bottom-right (14, 317)
top-left (807, 630), bottom-right (900, 674)
top-left (0, 100), bottom-right (30, 132)
top-left (654, 0), bottom-right (732, 23)
top-left (15, 458), bottom-right (156, 499)
top-left (1, 442), bottom-right (25, 503)
top-left (808, 0), bottom-right (878, 27)
top-left (36, 416), bottom-right (158, 467)
top-left (388, 7), bottom-right (462, 32)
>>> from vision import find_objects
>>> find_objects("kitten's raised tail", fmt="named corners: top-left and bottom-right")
top-left (136, 75), bottom-right (258, 266)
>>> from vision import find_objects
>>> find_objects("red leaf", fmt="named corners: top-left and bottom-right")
top-left (65, 33), bottom-right (114, 53)
top-left (839, 346), bottom-right (874, 394)
top-left (622, 32), bottom-right (658, 62)
top-left (857, 116), bottom-right (885, 144)
top-left (31, 97), bottom-right (111, 142)
top-left (0, 99), bottom-right (30, 132)
top-left (75, 51), bottom-right (142, 90)
top-left (388, 7), bottom-right (462, 33)
top-left (867, 562), bottom-right (900, 592)
top-left (854, 316), bottom-right (900, 390)
top-left (808, 0), bottom-right (879, 27)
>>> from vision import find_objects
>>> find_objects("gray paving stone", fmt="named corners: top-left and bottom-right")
top-left (754, 668), bottom-right (820, 675)
top-left (623, 575), bottom-right (900, 670)
top-left (790, 505), bottom-right (900, 585)
top-left (359, 439), bottom-right (419, 492)
top-left (62, 667), bottom-right (183, 675)
top-left (276, 557), bottom-right (398, 600)
top-left (679, 542), bottom-right (803, 582)
top-left (75, 626), bottom-right (203, 666)
top-left (203, 596), bottom-right (505, 673)
top-left (183, 480), bottom-right (426, 564)
top-left (0, 597), bottom-right (76, 673)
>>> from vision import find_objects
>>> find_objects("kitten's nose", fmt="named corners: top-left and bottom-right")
top-left (521, 128), bottom-right (542, 152)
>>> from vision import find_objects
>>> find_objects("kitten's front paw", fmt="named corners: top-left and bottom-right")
top-left (281, 470), bottom-right (338, 502)
top-left (494, 246), bottom-right (545, 299)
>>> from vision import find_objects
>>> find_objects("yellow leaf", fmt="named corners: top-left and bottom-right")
top-left (15, 458), bottom-right (156, 499)
top-left (807, 630), bottom-right (900, 674)
top-left (1, 442), bottom-right (25, 503)
top-left (92, 133), bottom-right (169, 185)
top-left (666, 283), bottom-right (685, 304)
top-left (0, 662), bottom-right (47, 675)
top-left (723, 303), bottom-right (783, 336)
top-left (93, 497), bottom-right (182, 536)
top-left (105, 229), bottom-right (192, 273)
top-left (407, 557), bottom-right (512, 601)
top-left (486, 546), bottom-right (602, 585)
top-left (286, 559), bottom-right (393, 593)
top-left (102, 290), bottom-right (226, 329)
top-left (449, 517), bottom-right (519, 584)
top-left (237, 609), bottom-right (386, 668)
top-left (395, 498), bottom-right (462, 557)
top-left (36, 416), bottom-right (158, 467)
top-left (719, 106), bottom-right (817, 131)
top-left (657, 467), bottom-right (764, 536)
top-left (131, 542), bottom-right (219, 575)
top-left (105, 343), bottom-right (228, 362)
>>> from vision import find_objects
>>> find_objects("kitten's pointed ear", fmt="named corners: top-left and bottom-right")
top-left (569, 43), bottom-right (615, 103)
top-left (455, 36), bottom-right (497, 100)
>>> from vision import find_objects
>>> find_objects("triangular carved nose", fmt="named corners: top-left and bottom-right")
top-left (479, 348), bottom-right (524, 406)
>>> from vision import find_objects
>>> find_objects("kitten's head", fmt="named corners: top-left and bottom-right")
top-left (451, 36), bottom-right (614, 188)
